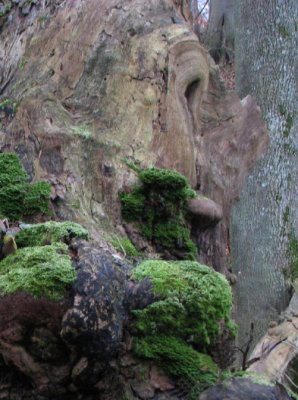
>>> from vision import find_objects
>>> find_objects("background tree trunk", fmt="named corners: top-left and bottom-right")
top-left (190, 0), bottom-right (199, 16)
top-left (205, 0), bottom-right (235, 62)
top-left (231, 0), bottom-right (298, 353)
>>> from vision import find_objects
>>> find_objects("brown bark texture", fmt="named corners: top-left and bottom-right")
top-left (0, 0), bottom-right (268, 274)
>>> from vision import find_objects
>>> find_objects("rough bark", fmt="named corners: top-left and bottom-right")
top-left (0, 0), bottom-right (268, 274)
top-left (232, 0), bottom-right (298, 353)
top-left (205, 0), bottom-right (235, 62)
top-left (0, 237), bottom-right (172, 400)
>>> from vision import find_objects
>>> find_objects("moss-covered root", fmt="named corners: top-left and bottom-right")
top-left (16, 221), bottom-right (89, 248)
top-left (132, 260), bottom-right (236, 348)
top-left (134, 335), bottom-right (218, 394)
top-left (0, 243), bottom-right (76, 301)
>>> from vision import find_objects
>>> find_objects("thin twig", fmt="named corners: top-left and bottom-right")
top-left (197, 0), bottom-right (209, 18)
top-left (284, 372), bottom-right (298, 391)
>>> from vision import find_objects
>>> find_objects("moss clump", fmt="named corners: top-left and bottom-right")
top-left (288, 231), bottom-right (298, 281)
top-left (16, 221), bottom-right (89, 248)
top-left (132, 260), bottom-right (235, 395)
top-left (139, 168), bottom-right (188, 193)
top-left (120, 190), bottom-right (145, 223)
top-left (0, 243), bottom-right (76, 301)
top-left (132, 260), bottom-right (235, 347)
top-left (134, 335), bottom-right (218, 391)
top-left (0, 152), bottom-right (27, 186)
top-left (0, 184), bottom-right (27, 221)
top-left (120, 167), bottom-right (197, 259)
top-left (23, 182), bottom-right (52, 216)
top-left (153, 222), bottom-right (197, 256)
top-left (0, 153), bottom-right (51, 221)
top-left (110, 235), bottom-right (139, 257)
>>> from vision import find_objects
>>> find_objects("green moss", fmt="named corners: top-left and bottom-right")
top-left (139, 168), bottom-right (187, 192)
top-left (154, 222), bottom-right (197, 260)
top-left (283, 143), bottom-right (297, 156)
top-left (0, 153), bottom-right (28, 186)
top-left (120, 167), bottom-right (197, 259)
top-left (288, 231), bottom-right (298, 281)
top-left (0, 153), bottom-right (51, 221)
top-left (110, 235), bottom-right (139, 257)
top-left (278, 104), bottom-right (287, 116)
top-left (37, 14), bottom-right (49, 24)
top-left (18, 58), bottom-right (28, 70)
top-left (0, 2), bottom-right (12, 17)
top-left (283, 205), bottom-right (291, 224)
top-left (278, 24), bottom-right (290, 38)
top-left (247, 372), bottom-right (274, 387)
top-left (134, 335), bottom-right (218, 391)
top-left (119, 189), bottom-right (145, 222)
top-left (23, 181), bottom-right (51, 216)
top-left (0, 184), bottom-right (27, 221)
top-left (16, 221), bottom-right (89, 248)
top-left (132, 261), bottom-right (235, 396)
top-left (71, 125), bottom-right (92, 139)
top-left (287, 388), bottom-right (298, 400)
top-left (0, 98), bottom-right (19, 112)
top-left (221, 370), bottom-right (273, 386)
top-left (284, 113), bottom-right (294, 137)
top-left (0, 243), bottom-right (76, 301)
top-left (122, 158), bottom-right (142, 174)
top-left (132, 260), bottom-right (235, 347)
top-left (278, 106), bottom-right (294, 138)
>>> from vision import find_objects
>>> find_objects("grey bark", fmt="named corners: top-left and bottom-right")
top-left (205, 0), bottom-right (235, 60)
top-left (232, 0), bottom-right (298, 354)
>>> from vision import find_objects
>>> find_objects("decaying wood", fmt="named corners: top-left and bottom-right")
top-left (248, 290), bottom-right (298, 384)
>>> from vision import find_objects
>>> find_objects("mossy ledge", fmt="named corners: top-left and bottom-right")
top-left (132, 260), bottom-right (235, 347)
top-left (0, 152), bottom-right (51, 221)
top-left (120, 166), bottom-right (197, 259)
top-left (0, 221), bottom-right (89, 300)
top-left (0, 243), bottom-right (76, 301)
top-left (131, 259), bottom-right (236, 393)
top-left (134, 335), bottom-right (218, 395)
top-left (16, 221), bottom-right (89, 248)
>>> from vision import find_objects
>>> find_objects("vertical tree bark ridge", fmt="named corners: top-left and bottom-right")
top-left (232, 0), bottom-right (298, 352)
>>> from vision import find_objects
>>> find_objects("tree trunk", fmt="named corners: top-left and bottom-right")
top-left (232, 0), bottom-right (298, 353)
top-left (190, 0), bottom-right (199, 16)
top-left (205, 0), bottom-right (235, 62)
